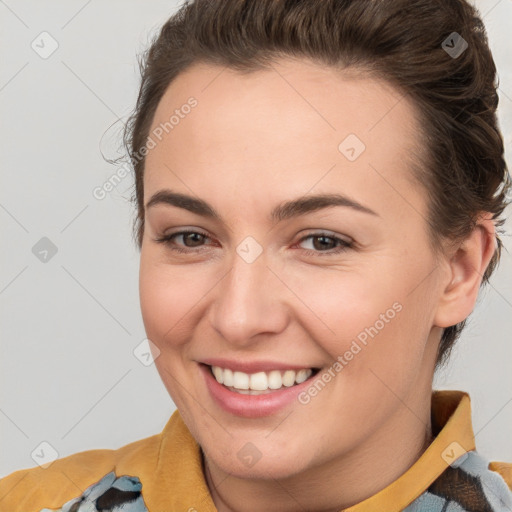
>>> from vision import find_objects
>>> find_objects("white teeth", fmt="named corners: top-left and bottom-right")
top-left (267, 370), bottom-right (282, 390)
top-left (282, 370), bottom-right (296, 387)
top-left (210, 366), bottom-right (313, 392)
top-left (223, 368), bottom-right (234, 387)
top-left (249, 372), bottom-right (268, 391)
top-left (295, 369), bottom-right (309, 384)
top-left (233, 371), bottom-right (249, 390)
top-left (212, 366), bottom-right (223, 384)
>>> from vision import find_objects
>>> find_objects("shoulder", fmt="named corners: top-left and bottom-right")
top-left (489, 461), bottom-right (512, 491)
top-left (0, 432), bottom-right (161, 512)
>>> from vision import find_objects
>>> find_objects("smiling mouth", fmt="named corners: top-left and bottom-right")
top-left (208, 365), bottom-right (320, 395)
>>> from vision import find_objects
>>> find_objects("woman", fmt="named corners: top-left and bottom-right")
top-left (1, 0), bottom-right (511, 510)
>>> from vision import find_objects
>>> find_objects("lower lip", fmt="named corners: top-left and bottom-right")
top-left (200, 363), bottom-right (317, 418)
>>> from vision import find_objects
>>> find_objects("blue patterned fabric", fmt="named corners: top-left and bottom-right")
top-left (39, 471), bottom-right (148, 512)
top-left (404, 450), bottom-right (512, 511)
top-left (38, 450), bottom-right (512, 511)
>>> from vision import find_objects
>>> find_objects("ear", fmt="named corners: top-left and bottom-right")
top-left (434, 213), bottom-right (497, 329)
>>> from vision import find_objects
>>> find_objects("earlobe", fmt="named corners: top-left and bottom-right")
top-left (434, 214), bottom-right (496, 329)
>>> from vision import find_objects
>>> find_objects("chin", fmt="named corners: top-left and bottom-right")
top-left (220, 459), bottom-right (305, 481)
top-left (203, 442), bottom-right (315, 481)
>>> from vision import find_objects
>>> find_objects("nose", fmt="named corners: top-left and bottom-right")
top-left (209, 248), bottom-right (289, 347)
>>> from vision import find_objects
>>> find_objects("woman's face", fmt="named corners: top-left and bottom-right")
top-left (139, 58), bottom-right (449, 479)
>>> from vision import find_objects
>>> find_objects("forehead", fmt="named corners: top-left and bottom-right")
top-left (144, 58), bottom-right (425, 217)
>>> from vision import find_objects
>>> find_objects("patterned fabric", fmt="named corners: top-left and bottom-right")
top-left (37, 449), bottom-right (512, 512)
top-left (404, 450), bottom-right (512, 512)
top-left (39, 471), bottom-right (148, 512)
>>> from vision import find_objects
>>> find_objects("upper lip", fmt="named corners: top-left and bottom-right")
top-left (200, 358), bottom-right (318, 374)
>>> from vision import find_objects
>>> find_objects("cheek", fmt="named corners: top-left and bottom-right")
top-left (279, 264), bottom-right (400, 354)
top-left (139, 254), bottom-right (205, 348)
top-left (284, 260), bottom-right (433, 377)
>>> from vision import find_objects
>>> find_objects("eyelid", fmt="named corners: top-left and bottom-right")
top-left (298, 229), bottom-right (352, 243)
top-left (160, 227), bottom-right (211, 240)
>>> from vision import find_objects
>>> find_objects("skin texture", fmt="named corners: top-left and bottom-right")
top-left (138, 58), bottom-right (496, 511)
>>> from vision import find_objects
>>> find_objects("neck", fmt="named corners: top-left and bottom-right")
top-left (203, 388), bottom-right (434, 512)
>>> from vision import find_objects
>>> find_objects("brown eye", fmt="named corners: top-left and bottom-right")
top-left (297, 232), bottom-right (352, 255)
top-left (154, 230), bottom-right (212, 253)
top-left (179, 232), bottom-right (207, 247)
top-left (311, 235), bottom-right (337, 251)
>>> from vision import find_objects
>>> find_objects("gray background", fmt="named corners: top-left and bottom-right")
top-left (1, 0), bottom-right (511, 478)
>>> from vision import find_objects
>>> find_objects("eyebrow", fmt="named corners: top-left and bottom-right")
top-left (145, 189), bottom-right (379, 223)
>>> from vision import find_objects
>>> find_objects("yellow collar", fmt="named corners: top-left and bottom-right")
top-left (344, 390), bottom-right (475, 511)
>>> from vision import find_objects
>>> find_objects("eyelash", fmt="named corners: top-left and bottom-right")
top-left (154, 230), bottom-right (353, 256)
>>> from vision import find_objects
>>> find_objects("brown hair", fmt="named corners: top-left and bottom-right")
top-left (123, 0), bottom-right (510, 368)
